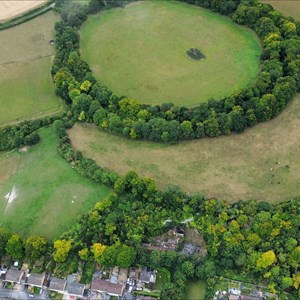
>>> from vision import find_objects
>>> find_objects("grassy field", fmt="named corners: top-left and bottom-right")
top-left (81, 1), bottom-right (261, 106)
top-left (186, 280), bottom-right (206, 300)
top-left (0, 11), bottom-right (62, 125)
top-left (0, 127), bottom-right (111, 240)
top-left (68, 94), bottom-right (300, 203)
top-left (260, 1), bottom-right (300, 20)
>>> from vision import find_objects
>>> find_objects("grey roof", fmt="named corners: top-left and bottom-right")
top-left (49, 277), bottom-right (67, 292)
top-left (91, 279), bottom-right (124, 296)
top-left (4, 269), bottom-right (24, 283)
top-left (27, 273), bottom-right (45, 287)
top-left (67, 282), bottom-right (85, 296)
top-left (139, 269), bottom-right (151, 283)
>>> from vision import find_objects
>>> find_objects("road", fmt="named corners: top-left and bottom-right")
top-left (0, 288), bottom-right (48, 300)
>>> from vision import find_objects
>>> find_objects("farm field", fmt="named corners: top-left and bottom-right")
top-left (260, 1), bottom-right (300, 20)
top-left (0, 127), bottom-right (111, 240)
top-left (0, 0), bottom-right (48, 23)
top-left (81, 0), bottom-right (261, 106)
top-left (68, 94), bottom-right (300, 203)
top-left (0, 11), bottom-right (62, 126)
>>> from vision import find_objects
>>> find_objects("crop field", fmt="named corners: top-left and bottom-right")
top-left (0, 11), bottom-right (62, 125)
top-left (81, 1), bottom-right (261, 106)
top-left (0, 127), bottom-right (111, 239)
top-left (0, 0), bottom-right (48, 23)
top-left (68, 94), bottom-right (300, 203)
top-left (260, 1), bottom-right (300, 20)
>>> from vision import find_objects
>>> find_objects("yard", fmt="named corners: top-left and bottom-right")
top-left (81, 0), bottom-right (260, 106)
top-left (0, 127), bottom-right (111, 239)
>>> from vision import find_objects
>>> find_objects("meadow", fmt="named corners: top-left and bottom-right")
top-left (0, 11), bottom-right (62, 126)
top-left (68, 93), bottom-right (300, 203)
top-left (81, 0), bottom-right (261, 106)
top-left (0, 127), bottom-right (111, 239)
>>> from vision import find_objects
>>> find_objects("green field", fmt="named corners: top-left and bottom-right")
top-left (186, 280), bottom-right (206, 300)
top-left (68, 94), bottom-right (300, 203)
top-left (0, 11), bottom-right (62, 125)
top-left (261, 1), bottom-right (300, 20)
top-left (0, 127), bottom-right (111, 239)
top-left (81, 0), bottom-right (261, 106)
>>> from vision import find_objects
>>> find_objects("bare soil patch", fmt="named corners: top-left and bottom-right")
top-left (0, 0), bottom-right (48, 23)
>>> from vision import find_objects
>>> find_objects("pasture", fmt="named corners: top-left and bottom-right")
top-left (0, 127), bottom-right (111, 239)
top-left (68, 94), bottom-right (300, 203)
top-left (0, 11), bottom-right (62, 125)
top-left (81, 1), bottom-right (261, 106)
top-left (0, 0), bottom-right (48, 23)
top-left (261, 1), bottom-right (300, 20)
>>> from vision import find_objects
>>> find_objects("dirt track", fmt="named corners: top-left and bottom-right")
top-left (0, 0), bottom-right (48, 23)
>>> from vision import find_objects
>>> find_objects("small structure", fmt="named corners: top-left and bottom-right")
top-left (91, 278), bottom-right (124, 297)
top-left (49, 277), bottom-right (67, 294)
top-left (26, 273), bottom-right (45, 288)
top-left (181, 242), bottom-right (200, 256)
top-left (49, 40), bottom-right (55, 45)
top-left (4, 269), bottom-right (24, 284)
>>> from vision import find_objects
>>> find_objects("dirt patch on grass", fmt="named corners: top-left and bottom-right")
top-left (0, 0), bottom-right (48, 23)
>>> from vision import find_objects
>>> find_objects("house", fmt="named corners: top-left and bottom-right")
top-left (66, 282), bottom-right (86, 298)
top-left (139, 269), bottom-right (156, 284)
top-left (49, 277), bottom-right (67, 294)
top-left (26, 273), bottom-right (45, 288)
top-left (91, 278), bottom-right (124, 297)
top-left (4, 269), bottom-right (24, 284)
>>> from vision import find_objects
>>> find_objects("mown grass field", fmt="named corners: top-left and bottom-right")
top-left (186, 280), bottom-right (206, 300)
top-left (0, 127), bottom-right (111, 239)
top-left (68, 94), bottom-right (300, 203)
top-left (261, 1), bottom-right (300, 20)
top-left (81, 0), bottom-right (261, 106)
top-left (0, 11), bottom-right (62, 125)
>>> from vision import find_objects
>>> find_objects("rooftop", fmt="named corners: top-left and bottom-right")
top-left (49, 277), bottom-right (67, 292)
top-left (27, 273), bottom-right (45, 287)
top-left (91, 278), bottom-right (124, 296)
top-left (4, 269), bottom-right (24, 283)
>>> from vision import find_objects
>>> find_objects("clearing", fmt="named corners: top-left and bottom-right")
top-left (0, 11), bottom-right (62, 126)
top-left (81, 0), bottom-right (261, 106)
top-left (68, 94), bottom-right (300, 203)
top-left (260, 1), bottom-right (300, 20)
top-left (0, 0), bottom-right (48, 23)
top-left (0, 127), bottom-right (111, 240)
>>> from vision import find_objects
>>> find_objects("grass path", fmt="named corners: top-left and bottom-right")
top-left (68, 94), bottom-right (300, 203)
top-left (0, 127), bottom-right (111, 239)
top-left (81, 0), bottom-right (261, 106)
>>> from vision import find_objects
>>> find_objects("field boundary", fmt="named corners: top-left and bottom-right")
top-left (0, 103), bottom-right (64, 128)
top-left (0, 1), bottom-right (55, 31)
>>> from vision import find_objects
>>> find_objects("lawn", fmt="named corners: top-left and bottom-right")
top-left (80, 0), bottom-right (261, 106)
top-left (68, 94), bottom-right (300, 203)
top-left (260, 1), bottom-right (300, 20)
top-left (0, 11), bottom-right (62, 125)
top-left (186, 280), bottom-right (206, 300)
top-left (0, 127), bottom-right (111, 240)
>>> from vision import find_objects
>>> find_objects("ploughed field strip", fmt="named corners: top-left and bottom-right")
top-left (81, 0), bottom-right (261, 106)
top-left (0, 127), bottom-right (111, 239)
top-left (260, 0), bottom-right (300, 20)
top-left (0, 0), bottom-right (48, 23)
top-left (68, 94), bottom-right (300, 203)
top-left (0, 11), bottom-right (61, 125)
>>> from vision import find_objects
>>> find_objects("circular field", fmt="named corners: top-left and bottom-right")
top-left (81, 1), bottom-right (261, 106)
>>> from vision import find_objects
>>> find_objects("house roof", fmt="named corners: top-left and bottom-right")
top-left (49, 277), bottom-right (67, 292)
top-left (67, 282), bottom-right (85, 296)
top-left (91, 278), bottom-right (124, 296)
top-left (4, 269), bottom-right (24, 283)
top-left (27, 273), bottom-right (45, 287)
top-left (139, 269), bottom-right (151, 283)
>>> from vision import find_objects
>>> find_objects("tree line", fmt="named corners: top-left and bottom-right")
top-left (51, 0), bottom-right (300, 143)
